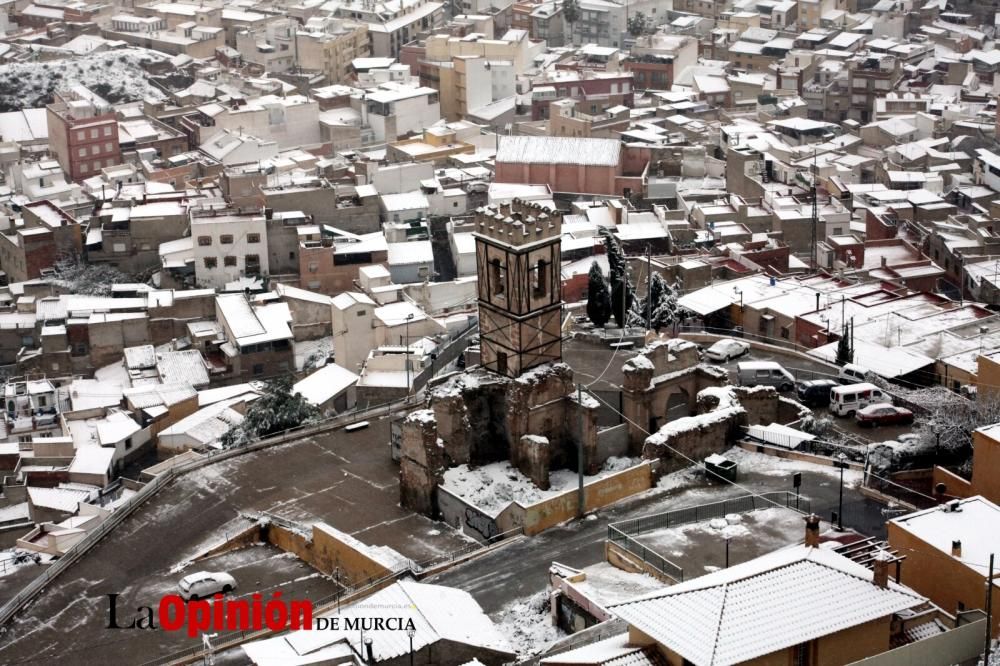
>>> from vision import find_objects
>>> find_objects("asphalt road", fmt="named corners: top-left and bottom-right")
top-left (0, 422), bottom-right (473, 665)
top-left (430, 453), bottom-right (890, 615)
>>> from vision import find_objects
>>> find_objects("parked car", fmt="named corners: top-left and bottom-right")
top-left (704, 338), bottom-right (750, 362)
top-left (796, 379), bottom-right (839, 407)
top-left (829, 382), bottom-right (888, 417)
top-left (736, 361), bottom-right (796, 391)
top-left (178, 571), bottom-right (237, 601)
top-left (839, 363), bottom-right (869, 384)
top-left (855, 403), bottom-right (914, 427)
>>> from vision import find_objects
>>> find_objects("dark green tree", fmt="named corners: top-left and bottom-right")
top-left (627, 12), bottom-right (647, 37)
top-left (221, 376), bottom-right (320, 448)
top-left (586, 262), bottom-right (612, 327)
top-left (835, 322), bottom-right (854, 366)
top-left (562, 0), bottom-right (580, 25)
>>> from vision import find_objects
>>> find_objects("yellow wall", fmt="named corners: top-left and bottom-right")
top-left (972, 428), bottom-right (1000, 505)
top-left (267, 522), bottom-right (397, 587)
top-left (888, 521), bottom-right (1000, 637)
top-left (515, 463), bottom-right (652, 535)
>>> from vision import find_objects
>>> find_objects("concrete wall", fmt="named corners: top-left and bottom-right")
top-left (266, 521), bottom-right (402, 586)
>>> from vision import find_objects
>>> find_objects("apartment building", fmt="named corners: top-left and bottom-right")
top-left (327, 0), bottom-right (444, 58)
top-left (191, 212), bottom-right (269, 289)
top-left (296, 17), bottom-right (370, 84)
top-left (359, 83), bottom-right (441, 142)
top-left (46, 88), bottom-right (122, 182)
top-left (200, 95), bottom-right (321, 150)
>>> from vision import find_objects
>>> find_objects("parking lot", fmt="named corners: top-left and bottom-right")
top-left (0, 420), bottom-right (474, 665)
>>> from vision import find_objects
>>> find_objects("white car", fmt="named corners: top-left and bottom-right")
top-left (178, 571), bottom-right (237, 601)
top-left (704, 338), bottom-right (750, 362)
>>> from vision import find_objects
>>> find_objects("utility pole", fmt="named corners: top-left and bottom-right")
top-left (986, 553), bottom-right (995, 666)
top-left (577, 383), bottom-right (585, 517)
top-left (811, 148), bottom-right (818, 270)
top-left (404, 313), bottom-right (414, 393)
top-left (645, 244), bottom-right (651, 330)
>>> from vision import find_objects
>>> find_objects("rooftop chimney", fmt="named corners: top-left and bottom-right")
top-left (365, 638), bottom-right (374, 663)
top-left (872, 549), bottom-right (891, 589)
top-left (952, 540), bottom-right (962, 558)
top-left (804, 513), bottom-right (820, 548)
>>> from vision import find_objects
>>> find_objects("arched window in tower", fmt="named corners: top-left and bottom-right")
top-left (533, 258), bottom-right (547, 297)
top-left (491, 257), bottom-right (505, 298)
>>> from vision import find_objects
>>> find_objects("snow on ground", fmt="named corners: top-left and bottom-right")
top-left (492, 591), bottom-right (565, 658)
top-left (720, 446), bottom-right (863, 487)
top-left (0, 48), bottom-right (166, 110)
top-left (443, 460), bottom-right (645, 514)
top-left (0, 550), bottom-right (53, 579)
top-left (573, 561), bottom-right (667, 606)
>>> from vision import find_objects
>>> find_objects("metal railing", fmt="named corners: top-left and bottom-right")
top-left (606, 491), bottom-right (811, 583)
top-left (0, 393), bottom-right (427, 629)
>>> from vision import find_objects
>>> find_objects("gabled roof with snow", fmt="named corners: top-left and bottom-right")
top-left (610, 546), bottom-right (924, 665)
top-left (244, 580), bottom-right (513, 664)
top-left (293, 363), bottom-right (358, 406)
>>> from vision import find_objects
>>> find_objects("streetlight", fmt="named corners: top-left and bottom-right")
top-left (834, 452), bottom-right (849, 532)
top-left (407, 626), bottom-right (416, 666)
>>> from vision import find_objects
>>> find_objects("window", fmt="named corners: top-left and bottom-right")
top-left (76, 130), bottom-right (86, 141)
top-left (80, 163), bottom-right (88, 174)
top-left (252, 363), bottom-right (264, 376)
top-left (490, 257), bottom-right (505, 297)
top-left (124, 437), bottom-right (133, 450)
top-left (91, 145), bottom-right (100, 156)
top-left (496, 351), bottom-right (508, 374)
top-left (247, 233), bottom-right (261, 243)
top-left (224, 256), bottom-right (237, 267)
top-left (197, 236), bottom-right (212, 246)
top-left (78, 147), bottom-right (87, 157)
top-left (104, 126), bottom-right (112, 136)
top-left (220, 234), bottom-right (234, 244)
top-left (792, 643), bottom-right (811, 666)
top-left (245, 254), bottom-right (261, 274)
top-left (534, 258), bottom-right (547, 296)
top-left (203, 257), bottom-right (217, 268)
top-left (90, 128), bottom-right (98, 139)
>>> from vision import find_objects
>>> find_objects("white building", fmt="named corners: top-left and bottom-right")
top-left (360, 83), bottom-right (441, 142)
top-left (191, 213), bottom-right (269, 289)
top-left (200, 130), bottom-right (279, 166)
top-left (386, 240), bottom-right (434, 283)
top-left (200, 95), bottom-right (321, 150)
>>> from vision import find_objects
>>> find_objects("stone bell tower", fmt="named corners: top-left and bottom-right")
top-left (473, 199), bottom-right (563, 378)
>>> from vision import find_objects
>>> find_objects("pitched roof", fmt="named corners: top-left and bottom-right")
top-left (610, 546), bottom-right (924, 665)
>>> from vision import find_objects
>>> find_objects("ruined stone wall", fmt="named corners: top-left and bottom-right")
top-left (399, 410), bottom-right (447, 516)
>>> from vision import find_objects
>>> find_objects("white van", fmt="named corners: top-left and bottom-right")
top-left (736, 361), bottom-right (796, 391)
top-left (839, 363), bottom-right (869, 384)
top-left (829, 382), bottom-right (888, 417)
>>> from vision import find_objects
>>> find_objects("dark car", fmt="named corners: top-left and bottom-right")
top-left (855, 403), bottom-right (914, 427)
top-left (796, 379), bottom-right (839, 408)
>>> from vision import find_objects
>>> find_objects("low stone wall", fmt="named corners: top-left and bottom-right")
top-left (932, 465), bottom-right (973, 498)
top-left (438, 463), bottom-right (654, 540)
top-left (266, 522), bottom-right (404, 586)
top-left (737, 441), bottom-right (865, 471)
top-left (193, 524), bottom-right (264, 562)
top-left (516, 463), bottom-right (653, 536)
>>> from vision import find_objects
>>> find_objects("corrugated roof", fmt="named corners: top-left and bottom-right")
top-left (496, 136), bottom-right (621, 167)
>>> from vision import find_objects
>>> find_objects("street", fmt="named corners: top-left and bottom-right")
top-left (430, 448), bottom-right (890, 615)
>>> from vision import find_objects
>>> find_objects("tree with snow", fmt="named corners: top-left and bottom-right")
top-left (644, 272), bottom-right (683, 331)
top-left (627, 12), bottom-right (647, 37)
top-left (586, 262), bottom-right (612, 327)
top-left (51, 257), bottom-right (135, 297)
top-left (221, 376), bottom-right (320, 448)
top-left (562, 0), bottom-right (580, 25)
top-left (598, 227), bottom-right (643, 328)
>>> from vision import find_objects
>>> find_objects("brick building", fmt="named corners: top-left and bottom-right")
top-left (46, 89), bottom-right (122, 182)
